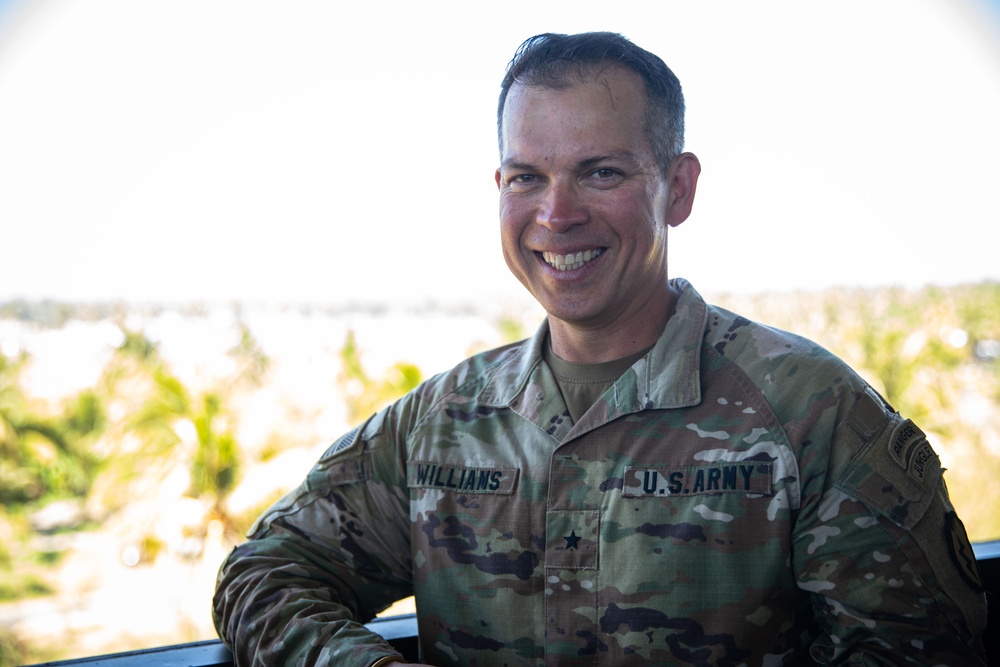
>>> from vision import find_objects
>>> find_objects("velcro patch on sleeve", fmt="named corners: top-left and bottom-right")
top-left (311, 454), bottom-right (371, 487)
top-left (847, 386), bottom-right (889, 439)
top-left (837, 411), bottom-right (942, 530)
top-left (887, 419), bottom-right (934, 490)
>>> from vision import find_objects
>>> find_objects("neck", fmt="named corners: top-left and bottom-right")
top-left (548, 284), bottom-right (678, 364)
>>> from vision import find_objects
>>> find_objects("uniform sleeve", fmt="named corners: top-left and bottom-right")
top-left (793, 386), bottom-right (987, 665)
top-left (212, 408), bottom-right (413, 667)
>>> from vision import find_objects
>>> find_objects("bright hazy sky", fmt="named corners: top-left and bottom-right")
top-left (1, 0), bottom-right (998, 305)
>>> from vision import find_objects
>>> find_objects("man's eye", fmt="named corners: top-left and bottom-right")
top-left (593, 168), bottom-right (617, 179)
top-left (508, 174), bottom-right (540, 188)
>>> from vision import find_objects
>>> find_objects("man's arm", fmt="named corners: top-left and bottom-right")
top-left (795, 390), bottom-right (987, 664)
top-left (213, 412), bottom-right (416, 667)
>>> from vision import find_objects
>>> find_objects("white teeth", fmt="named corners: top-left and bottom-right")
top-left (541, 248), bottom-right (603, 271)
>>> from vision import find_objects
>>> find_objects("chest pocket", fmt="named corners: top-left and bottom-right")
top-left (610, 462), bottom-right (781, 554)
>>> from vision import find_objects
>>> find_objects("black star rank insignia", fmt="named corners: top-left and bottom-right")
top-left (563, 530), bottom-right (581, 550)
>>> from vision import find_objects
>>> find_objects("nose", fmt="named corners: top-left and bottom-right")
top-left (536, 178), bottom-right (588, 232)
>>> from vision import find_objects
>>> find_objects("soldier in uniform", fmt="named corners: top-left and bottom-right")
top-left (213, 32), bottom-right (987, 666)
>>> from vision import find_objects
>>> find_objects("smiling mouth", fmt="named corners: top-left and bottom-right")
top-left (541, 249), bottom-right (604, 272)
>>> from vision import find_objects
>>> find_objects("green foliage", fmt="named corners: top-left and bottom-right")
top-left (0, 317), bottom-right (269, 541)
top-left (126, 366), bottom-right (191, 455)
top-left (0, 628), bottom-right (29, 667)
top-left (495, 313), bottom-right (528, 345)
top-left (97, 328), bottom-right (161, 395)
top-left (1, 351), bottom-right (48, 503)
top-left (110, 340), bottom-right (253, 528)
top-left (337, 329), bottom-right (423, 424)
top-left (0, 351), bottom-right (104, 504)
top-left (229, 320), bottom-right (271, 388)
top-left (955, 282), bottom-right (1000, 339)
top-left (188, 392), bottom-right (241, 512)
top-left (0, 572), bottom-right (53, 602)
top-left (0, 510), bottom-right (55, 606)
top-left (0, 627), bottom-right (58, 667)
top-left (63, 389), bottom-right (106, 439)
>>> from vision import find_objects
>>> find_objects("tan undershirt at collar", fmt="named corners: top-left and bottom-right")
top-left (543, 337), bottom-right (653, 424)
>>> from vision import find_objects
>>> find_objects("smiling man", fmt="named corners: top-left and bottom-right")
top-left (213, 33), bottom-right (987, 666)
top-left (497, 62), bottom-right (697, 364)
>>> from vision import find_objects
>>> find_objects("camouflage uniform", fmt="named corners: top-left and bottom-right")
top-left (213, 279), bottom-right (987, 666)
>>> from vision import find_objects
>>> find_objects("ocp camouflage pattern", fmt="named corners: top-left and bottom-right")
top-left (213, 279), bottom-right (986, 666)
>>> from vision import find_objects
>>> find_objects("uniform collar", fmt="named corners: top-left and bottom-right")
top-left (478, 278), bottom-right (706, 413)
top-left (476, 318), bottom-right (549, 409)
top-left (634, 277), bottom-right (706, 410)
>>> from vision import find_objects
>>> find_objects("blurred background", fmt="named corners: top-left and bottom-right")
top-left (1, 0), bottom-right (998, 663)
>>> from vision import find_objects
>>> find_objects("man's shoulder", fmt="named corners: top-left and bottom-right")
top-left (416, 336), bottom-right (533, 405)
top-left (698, 301), bottom-right (866, 410)
top-left (703, 302), bottom-right (817, 355)
top-left (670, 281), bottom-right (839, 371)
top-left (702, 301), bottom-right (849, 371)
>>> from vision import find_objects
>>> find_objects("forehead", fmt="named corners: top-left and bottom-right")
top-left (500, 68), bottom-right (652, 162)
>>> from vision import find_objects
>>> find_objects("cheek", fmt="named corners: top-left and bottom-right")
top-left (499, 222), bottom-right (525, 274)
top-left (498, 203), bottom-right (533, 281)
top-left (498, 200), bottom-right (526, 248)
top-left (615, 198), bottom-right (664, 243)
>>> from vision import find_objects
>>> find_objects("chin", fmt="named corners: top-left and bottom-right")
top-left (537, 298), bottom-right (604, 326)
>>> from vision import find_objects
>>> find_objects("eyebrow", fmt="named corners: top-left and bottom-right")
top-left (499, 159), bottom-right (536, 173)
top-left (500, 152), bottom-right (641, 172)
top-left (578, 152), bottom-right (641, 169)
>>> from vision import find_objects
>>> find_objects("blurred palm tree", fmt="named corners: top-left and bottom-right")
top-left (127, 368), bottom-right (240, 522)
top-left (0, 350), bottom-right (102, 505)
top-left (96, 322), bottom-right (269, 534)
top-left (337, 329), bottom-right (422, 424)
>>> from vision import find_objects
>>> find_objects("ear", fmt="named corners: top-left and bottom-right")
top-left (495, 168), bottom-right (503, 191)
top-left (665, 152), bottom-right (701, 228)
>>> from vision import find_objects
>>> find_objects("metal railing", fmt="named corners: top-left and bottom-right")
top-left (23, 540), bottom-right (1000, 666)
top-left (23, 614), bottom-right (420, 666)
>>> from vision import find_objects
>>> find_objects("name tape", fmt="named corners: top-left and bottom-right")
top-left (623, 463), bottom-right (773, 498)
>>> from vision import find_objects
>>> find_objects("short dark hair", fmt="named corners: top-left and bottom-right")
top-left (498, 32), bottom-right (686, 172)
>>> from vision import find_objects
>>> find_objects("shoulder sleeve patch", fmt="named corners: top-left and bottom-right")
top-left (887, 418), bottom-right (935, 489)
top-left (836, 410), bottom-right (942, 530)
top-left (310, 414), bottom-right (385, 486)
top-left (317, 426), bottom-right (363, 469)
top-left (946, 510), bottom-right (985, 593)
